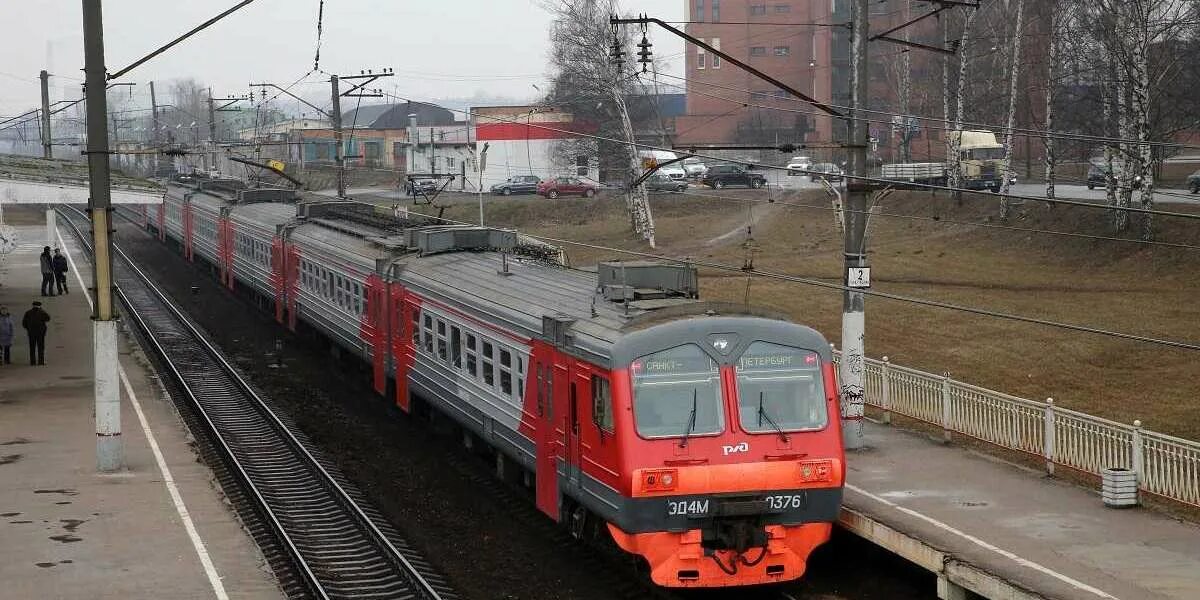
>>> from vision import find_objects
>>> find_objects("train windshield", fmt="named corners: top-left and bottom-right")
top-left (736, 342), bottom-right (827, 433)
top-left (631, 344), bottom-right (724, 438)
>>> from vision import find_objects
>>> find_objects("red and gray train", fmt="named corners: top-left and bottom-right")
top-left (128, 176), bottom-right (846, 588)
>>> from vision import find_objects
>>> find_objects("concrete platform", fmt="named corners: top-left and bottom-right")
top-left (842, 421), bottom-right (1200, 600)
top-left (0, 208), bottom-right (282, 599)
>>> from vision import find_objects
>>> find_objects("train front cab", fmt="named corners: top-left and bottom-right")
top-left (599, 317), bottom-right (845, 588)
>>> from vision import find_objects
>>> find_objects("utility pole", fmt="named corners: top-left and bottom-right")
top-left (40, 70), bottom-right (52, 159)
top-left (206, 87), bottom-right (217, 174)
top-left (82, 0), bottom-right (123, 472)
top-left (149, 80), bottom-right (159, 174)
top-left (329, 75), bottom-right (345, 198)
top-left (841, 0), bottom-right (871, 450)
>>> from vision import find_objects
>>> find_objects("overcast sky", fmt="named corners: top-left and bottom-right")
top-left (0, 1), bottom-right (684, 117)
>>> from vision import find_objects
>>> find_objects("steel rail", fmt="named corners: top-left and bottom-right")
top-left (59, 206), bottom-right (448, 600)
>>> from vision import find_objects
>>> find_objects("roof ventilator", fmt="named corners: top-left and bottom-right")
top-left (598, 260), bottom-right (699, 309)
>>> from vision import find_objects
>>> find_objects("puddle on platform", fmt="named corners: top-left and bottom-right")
top-left (35, 562), bottom-right (55, 568)
top-left (58, 375), bottom-right (87, 381)
top-left (48, 534), bottom-right (81, 543)
top-left (54, 502), bottom-right (71, 505)
top-left (0, 454), bottom-right (22, 465)
top-left (0, 512), bottom-right (19, 518)
top-left (10, 520), bottom-right (33, 524)
top-left (0, 438), bottom-right (30, 446)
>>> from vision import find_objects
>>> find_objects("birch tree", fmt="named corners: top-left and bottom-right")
top-left (544, 0), bottom-right (655, 246)
top-left (1043, 1), bottom-right (1061, 202)
top-left (998, 0), bottom-right (1026, 220)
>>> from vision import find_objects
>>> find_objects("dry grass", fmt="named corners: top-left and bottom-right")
top-left (438, 190), bottom-right (1200, 441)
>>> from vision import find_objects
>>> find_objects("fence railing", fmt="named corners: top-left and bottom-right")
top-left (839, 353), bottom-right (1200, 508)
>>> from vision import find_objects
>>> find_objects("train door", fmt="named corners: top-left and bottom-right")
top-left (565, 364), bottom-right (592, 491)
top-left (533, 349), bottom-right (559, 518)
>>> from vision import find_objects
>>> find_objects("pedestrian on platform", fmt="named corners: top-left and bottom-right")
top-left (21, 301), bottom-right (50, 366)
top-left (52, 248), bottom-right (69, 295)
top-left (39, 246), bottom-right (56, 297)
top-left (0, 306), bottom-right (13, 365)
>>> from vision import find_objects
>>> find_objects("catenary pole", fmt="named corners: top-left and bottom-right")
top-left (82, 0), bottom-right (123, 472)
top-left (206, 87), bottom-right (217, 173)
top-left (40, 70), bottom-right (52, 159)
top-left (841, 0), bottom-right (870, 450)
top-left (330, 75), bottom-right (345, 198)
top-left (149, 80), bottom-right (159, 174)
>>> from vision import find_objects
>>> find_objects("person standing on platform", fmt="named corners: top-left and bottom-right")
top-left (0, 306), bottom-right (13, 365)
top-left (39, 246), bottom-right (56, 297)
top-left (52, 249), bottom-right (69, 295)
top-left (21, 301), bottom-right (50, 366)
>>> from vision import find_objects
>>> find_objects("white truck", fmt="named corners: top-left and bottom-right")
top-left (882, 130), bottom-right (1008, 192)
top-left (638, 150), bottom-right (688, 181)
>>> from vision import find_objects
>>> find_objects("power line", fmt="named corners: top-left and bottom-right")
top-left (385, 204), bottom-right (1200, 352)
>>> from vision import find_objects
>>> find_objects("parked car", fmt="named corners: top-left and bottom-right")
top-left (786, 155), bottom-right (813, 176)
top-left (1086, 163), bottom-right (1142, 190)
top-left (701, 165), bottom-right (767, 189)
top-left (1188, 169), bottom-right (1200, 194)
top-left (682, 157), bottom-right (708, 178)
top-left (408, 177), bottom-right (439, 195)
top-left (638, 149), bottom-right (688, 180)
top-left (490, 175), bottom-right (541, 195)
top-left (809, 163), bottom-right (844, 182)
top-left (537, 176), bottom-right (598, 198)
top-left (643, 172), bottom-right (688, 193)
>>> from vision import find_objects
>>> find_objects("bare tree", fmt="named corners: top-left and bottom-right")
top-left (543, 0), bottom-right (655, 247)
top-left (999, 0), bottom-right (1026, 220)
top-left (1043, 0), bottom-right (1062, 202)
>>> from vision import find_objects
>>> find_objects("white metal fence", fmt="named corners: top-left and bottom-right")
top-left (840, 354), bottom-right (1200, 508)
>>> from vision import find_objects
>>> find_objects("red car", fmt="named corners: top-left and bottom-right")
top-left (537, 176), bottom-right (598, 198)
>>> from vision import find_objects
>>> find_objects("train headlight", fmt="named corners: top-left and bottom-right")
top-left (642, 469), bottom-right (679, 493)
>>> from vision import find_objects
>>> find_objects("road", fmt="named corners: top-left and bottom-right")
top-left (1008, 183), bottom-right (1199, 205)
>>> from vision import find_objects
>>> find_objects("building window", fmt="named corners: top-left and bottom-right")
top-left (712, 0), bottom-right (719, 21)
top-left (697, 45), bottom-right (705, 69)
top-left (750, 90), bottom-right (770, 102)
top-left (750, 4), bottom-right (766, 15)
top-left (775, 3), bottom-right (791, 12)
top-left (774, 46), bottom-right (791, 56)
top-left (694, 0), bottom-right (704, 21)
top-left (576, 155), bottom-right (588, 176)
top-left (711, 38), bottom-right (721, 68)
top-left (750, 46), bottom-right (767, 57)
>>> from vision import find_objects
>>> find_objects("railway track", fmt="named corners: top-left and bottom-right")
top-left (59, 207), bottom-right (456, 600)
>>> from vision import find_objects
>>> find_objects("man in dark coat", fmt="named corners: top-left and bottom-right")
top-left (52, 249), bottom-right (69, 295)
top-left (39, 246), bottom-right (55, 296)
top-left (21, 301), bottom-right (51, 366)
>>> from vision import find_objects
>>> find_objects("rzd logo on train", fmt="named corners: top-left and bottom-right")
top-left (722, 441), bottom-right (749, 456)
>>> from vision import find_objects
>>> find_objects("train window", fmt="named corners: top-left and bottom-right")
top-left (466, 334), bottom-right (477, 376)
top-left (436, 319), bottom-right (448, 361)
top-left (482, 341), bottom-right (495, 386)
top-left (450, 327), bottom-right (462, 367)
top-left (735, 342), bottom-right (826, 432)
top-left (499, 349), bottom-right (513, 396)
top-left (630, 344), bottom-right (723, 439)
top-left (410, 308), bottom-right (420, 345)
top-left (423, 314), bottom-right (434, 353)
top-left (517, 358), bottom-right (524, 401)
top-left (592, 375), bottom-right (614, 433)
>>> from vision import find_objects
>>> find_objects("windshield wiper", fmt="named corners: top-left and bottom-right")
top-left (758, 391), bottom-right (790, 443)
top-left (679, 388), bottom-right (698, 448)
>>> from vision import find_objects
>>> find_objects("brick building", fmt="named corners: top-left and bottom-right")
top-left (675, 0), bottom-right (851, 148)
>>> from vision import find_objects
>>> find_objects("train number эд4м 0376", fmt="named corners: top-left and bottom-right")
top-left (667, 499), bottom-right (710, 516)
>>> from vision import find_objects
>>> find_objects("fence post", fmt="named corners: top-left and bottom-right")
top-left (1044, 398), bottom-right (1056, 476)
top-left (1131, 419), bottom-right (1143, 491)
top-left (941, 372), bottom-right (952, 443)
top-left (881, 356), bottom-right (892, 425)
